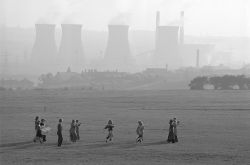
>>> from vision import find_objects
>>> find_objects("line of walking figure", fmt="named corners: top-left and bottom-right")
top-left (33, 116), bottom-right (180, 147)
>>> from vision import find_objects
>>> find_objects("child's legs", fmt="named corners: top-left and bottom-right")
top-left (42, 134), bottom-right (46, 141)
top-left (76, 130), bottom-right (80, 140)
top-left (137, 134), bottom-right (143, 142)
top-left (107, 131), bottom-right (113, 140)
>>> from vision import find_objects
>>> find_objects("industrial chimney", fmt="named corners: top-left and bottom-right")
top-left (156, 11), bottom-right (160, 29)
top-left (31, 24), bottom-right (57, 72)
top-left (155, 11), bottom-right (160, 49)
top-left (196, 49), bottom-right (200, 68)
top-left (154, 26), bottom-right (180, 69)
top-left (179, 11), bottom-right (184, 44)
top-left (58, 24), bottom-right (84, 70)
top-left (104, 25), bottom-right (133, 71)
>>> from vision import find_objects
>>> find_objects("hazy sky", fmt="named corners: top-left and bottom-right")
top-left (1, 0), bottom-right (250, 37)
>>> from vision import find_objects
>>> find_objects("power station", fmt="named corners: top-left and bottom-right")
top-left (104, 25), bottom-right (134, 71)
top-left (31, 24), bottom-right (57, 71)
top-left (154, 11), bottom-right (213, 69)
top-left (29, 11), bottom-right (214, 73)
top-left (58, 24), bottom-right (84, 70)
top-left (154, 25), bottom-right (180, 69)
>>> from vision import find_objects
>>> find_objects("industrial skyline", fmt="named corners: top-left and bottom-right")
top-left (1, 0), bottom-right (250, 76)
top-left (26, 10), bottom-right (215, 73)
top-left (1, 0), bottom-right (249, 37)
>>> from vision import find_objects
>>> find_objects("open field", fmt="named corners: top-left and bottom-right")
top-left (1, 90), bottom-right (250, 165)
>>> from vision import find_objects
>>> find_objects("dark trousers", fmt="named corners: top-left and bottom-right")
top-left (57, 132), bottom-right (63, 146)
top-left (136, 134), bottom-right (143, 143)
top-left (174, 135), bottom-right (178, 143)
top-left (42, 134), bottom-right (46, 142)
top-left (106, 131), bottom-right (113, 140)
top-left (36, 130), bottom-right (46, 143)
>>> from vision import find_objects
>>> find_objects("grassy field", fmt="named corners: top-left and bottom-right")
top-left (1, 89), bottom-right (250, 165)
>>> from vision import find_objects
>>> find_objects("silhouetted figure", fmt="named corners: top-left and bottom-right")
top-left (104, 120), bottom-right (114, 143)
top-left (33, 116), bottom-right (40, 142)
top-left (69, 120), bottom-right (77, 142)
top-left (173, 118), bottom-right (180, 143)
top-left (57, 118), bottom-right (63, 147)
top-left (75, 120), bottom-right (81, 140)
top-left (167, 119), bottom-right (175, 143)
top-left (136, 121), bottom-right (144, 143)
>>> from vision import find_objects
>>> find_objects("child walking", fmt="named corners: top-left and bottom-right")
top-left (104, 120), bottom-right (114, 143)
top-left (167, 119), bottom-right (175, 143)
top-left (39, 119), bottom-right (47, 142)
top-left (69, 120), bottom-right (77, 142)
top-left (36, 122), bottom-right (46, 143)
top-left (136, 120), bottom-right (144, 143)
top-left (33, 116), bottom-right (40, 142)
top-left (57, 118), bottom-right (63, 147)
top-left (75, 120), bottom-right (81, 140)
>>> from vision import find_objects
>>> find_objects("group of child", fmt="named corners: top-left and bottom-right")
top-left (33, 117), bottom-right (81, 146)
top-left (167, 118), bottom-right (180, 143)
top-left (69, 120), bottom-right (81, 143)
top-left (103, 120), bottom-right (145, 143)
top-left (33, 117), bottom-right (179, 147)
top-left (33, 116), bottom-right (47, 143)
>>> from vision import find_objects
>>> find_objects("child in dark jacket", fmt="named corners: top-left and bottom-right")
top-left (33, 116), bottom-right (40, 142)
top-left (104, 120), bottom-right (114, 143)
top-left (57, 118), bottom-right (63, 147)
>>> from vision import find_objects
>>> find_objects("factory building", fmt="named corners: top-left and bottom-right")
top-left (153, 11), bottom-right (214, 69)
top-left (154, 25), bottom-right (181, 69)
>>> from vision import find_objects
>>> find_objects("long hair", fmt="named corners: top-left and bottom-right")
top-left (138, 120), bottom-right (143, 126)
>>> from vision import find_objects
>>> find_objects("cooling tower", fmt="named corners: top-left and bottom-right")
top-left (58, 24), bottom-right (84, 70)
top-left (31, 24), bottom-right (57, 70)
top-left (154, 26), bottom-right (180, 69)
top-left (104, 25), bottom-right (133, 71)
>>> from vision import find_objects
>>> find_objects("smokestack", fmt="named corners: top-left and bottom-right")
top-left (156, 11), bottom-right (160, 29)
top-left (179, 11), bottom-right (184, 44)
top-left (196, 49), bottom-right (200, 68)
top-left (31, 24), bottom-right (57, 71)
top-left (154, 26), bottom-right (180, 69)
top-left (58, 24), bottom-right (84, 70)
top-left (104, 25), bottom-right (133, 71)
top-left (155, 11), bottom-right (160, 50)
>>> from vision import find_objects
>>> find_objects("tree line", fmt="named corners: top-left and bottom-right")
top-left (189, 75), bottom-right (250, 90)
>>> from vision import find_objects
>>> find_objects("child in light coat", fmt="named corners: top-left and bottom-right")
top-left (136, 120), bottom-right (144, 143)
